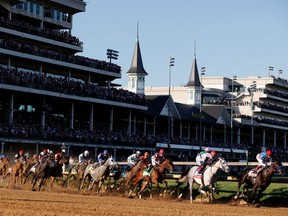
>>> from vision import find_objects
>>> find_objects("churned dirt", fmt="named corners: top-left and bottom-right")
top-left (0, 181), bottom-right (287, 216)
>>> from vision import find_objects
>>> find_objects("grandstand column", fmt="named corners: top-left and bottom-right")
top-left (67, 146), bottom-right (70, 156)
top-left (36, 144), bottom-right (39, 155)
top-left (7, 57), bottom-right (10, 68)
top-left (8, 11), bottom-right (11, 20)
top-left (87, 74), bottom-right (91, 83)
top-left (224, 125), bottom-right (227, 145)
top-left (210, 125), bottom-right (213, 145)
top-left (171, 118), bottom-right (174, 138)
top-left (203, 125), bottom-right (206, 142)
top-left (153, 116), bottom-right (156, 136)
top-left (179, 121), bottom-right (182, 138)
top-left (114, 149), bottom-right (116, 160)
top-left (89, 104), bottom-right (94, 131)
top-left (127, 109), bottom-right (131, 135)
top-left (237, 128), bottom-right (241, 144)
top-left (1, 142), bottom-right (4, 154)
top-left (109, 107), bottom-right (114, 132)
top-left (94, 147), bottom-right (98, 158)
top-left (41, 97), bottom-right (46, 129)
top-left (262, 128), bottom-right (266, 146)
top-left (133, 114), bottom-right (136, 135)
top-left (39, 64), bottom-right (42, 74)
top-left (196, 124), bottom-right (198, 141)
top-left (70, 102), bottom-right (74, 129)
top-left (9, 93), bottom-right (14, 125)
top-left (143, 116), bottom-right (147, 136)
top-left (273, 130), bottom-right (277, 148)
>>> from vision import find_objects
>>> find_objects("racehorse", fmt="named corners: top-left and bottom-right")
top-left (22, 154), bottom-right (38, 184)
top-left (0, 157), bottom-right (11, 180)
top-left (128, 159), bottom-right (174, 199)
top-left (80, 157), bottom-right (115, 194)
top-left (234, 160), bottom-right (283, 205)
top-left (114, 160), bottom-right (144, 192)
top-left (4, 156), bottom-right (26, 187)
top-left (60, 155), bottom-right (78, 187)
top-left (31, 156), bottom-right (51, 191)
top-left (177, 157), bottom-right (230, 203)
top-left (47, 156), bottom-right (68, 190)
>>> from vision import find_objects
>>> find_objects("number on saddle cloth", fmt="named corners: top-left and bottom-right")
top-left (143, 166), bottom-right (153, 177)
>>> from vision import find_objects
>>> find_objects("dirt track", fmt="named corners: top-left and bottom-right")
top-left (0, 184), bottom-right (287, 216)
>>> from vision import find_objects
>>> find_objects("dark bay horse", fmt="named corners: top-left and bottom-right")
top-left (0, 157), bottom-right (11, 180)
top-left (234, 160), bottom-right (283, 205)
top-left (31, 157), bottom-right (51, 191)
top-left (128, 159), bottom-right (174, 198)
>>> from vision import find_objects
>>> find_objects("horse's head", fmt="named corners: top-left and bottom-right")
top-left (162, 159), bottom-right (174, 172)
top-left (215, 157), bottom-right (230, 173)
top-left (272, 160), bottom-right (284, 176)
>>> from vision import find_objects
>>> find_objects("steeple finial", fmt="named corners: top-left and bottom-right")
top-left (137, 22), bottom-right (139, 41)
top-left (194, 40), bottom-right (196, 58)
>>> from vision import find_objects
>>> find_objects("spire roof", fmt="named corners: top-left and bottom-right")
top-left (185, 57), bottom-right (201, 87)
top-left (126, 27), bottom-right (148, 76)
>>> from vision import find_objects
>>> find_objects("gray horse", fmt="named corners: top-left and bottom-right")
top-left (80, 157), bottom-right (115, 194)
top-left (177, 157), bottom-right (230, 203)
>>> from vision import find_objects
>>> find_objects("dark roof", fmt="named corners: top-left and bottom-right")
top-left (202, 105), bottom-right (232, 125)
top-left (185, 57), bottom-right (201, 87)
top-left (126, 37), bottom-right (148, 76)
top-left (175, 103), bottom-right (216, 123)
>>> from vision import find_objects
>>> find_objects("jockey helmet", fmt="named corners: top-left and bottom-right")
top-left (62, 149), bottom-right (66, 153)
top-left (211, 151), bottom-right (217, 156)
top-left (103, 150), bottom-right (109, 155)
top-left (159, 149), bottom-right (165, 155)
top-left (136, 151), bottom-right (141, 156)
top-left (205, 147), bottom-right (211, 153)
top-left (266, 150), bottom-right (272, 156)
top-left (49, 150), bottom-right (53, 154)
top-left (19, 149), bottom-right (24, 155)
top-left (43, 149), bottom-right (47, 154)
top-left (84, 150), bottom-right (89, 157)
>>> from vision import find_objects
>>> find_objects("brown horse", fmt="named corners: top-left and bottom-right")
top-left (234, 160), bottom-right (283, 205)
top-left (47, 156), bottom-right (68, 190)
top-left (21, 154), bottom-right (38, 184)
top-left (31, 157), bottom-right (51, 191)
top-left (4, 157), bottom-right (26, 187)
top-left (128, 159), bottom-right (174, 198)
top-left (0, 157), bottom-right (11, 181)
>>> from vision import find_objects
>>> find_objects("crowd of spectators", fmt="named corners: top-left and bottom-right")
top-left (0, 16), bottom-right (82, 47)
top-left (0, 66), bottom-right (146, 105)
top-left (0, 38), bottom-right (121, 73)
top-left (254, 101), bottom-right (288, 114)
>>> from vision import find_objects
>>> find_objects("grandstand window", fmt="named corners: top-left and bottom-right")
top-left (15, 3), bottom-right (25, 10)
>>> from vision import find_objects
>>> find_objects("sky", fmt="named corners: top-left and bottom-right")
top-left (73, 0), bottom-right (288, 87)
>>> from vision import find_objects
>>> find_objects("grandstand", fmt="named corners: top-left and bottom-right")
top-left (0, 0), bottom-right (287, 162)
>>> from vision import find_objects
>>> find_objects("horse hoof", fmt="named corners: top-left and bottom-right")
top-left (178, 193), bottom-right (183, 199)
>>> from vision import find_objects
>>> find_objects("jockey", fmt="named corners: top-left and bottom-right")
top-left (249, 150), bottom-right (272, 178)
top-left (151, 149), bottom-right (166, 166)
top-left (127, 151), bottom-right (141, 168)
top-left (0, 154), bottom-right (6, 162)
top-left (55, 152), bottom-right (63, 163)
top-left (195, 147), bottom-right (213, 175)
top-left (79, 150), bottom-right (89, 164)
top-left (15, 149), bottom-right (26, 162)
top-left (98, 150), bottom-right (110, 165)
top-left (38, 149), bottom-right (48, 163)
top-left (147, 149), bottom-right (165, 173)
top-left (140, 152), bottom-right (151, 169)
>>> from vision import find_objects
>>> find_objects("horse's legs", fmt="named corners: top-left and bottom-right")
top-left (189, 178), bottom-right (194, 203)
top-left (138, 180), bottom-right (149, 199)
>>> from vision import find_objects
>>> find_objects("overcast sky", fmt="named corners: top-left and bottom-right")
top-left (73, 0), bottom-right (288, 87)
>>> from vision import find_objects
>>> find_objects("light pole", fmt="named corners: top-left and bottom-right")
top-left (268, 66), bottom-right (274, 77)
top-left (168, 57), bottom-right (175, 153)
top-left (107, 49), bottom-right (119, 64)
top-left (279, 69), bottom-right (283, 78)
top-left (230, 75), bottom-right (237, 159)
top-left (199, 66), bottom-right (205, 150)
top-left (250, 81), bottom-right (257, 145)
